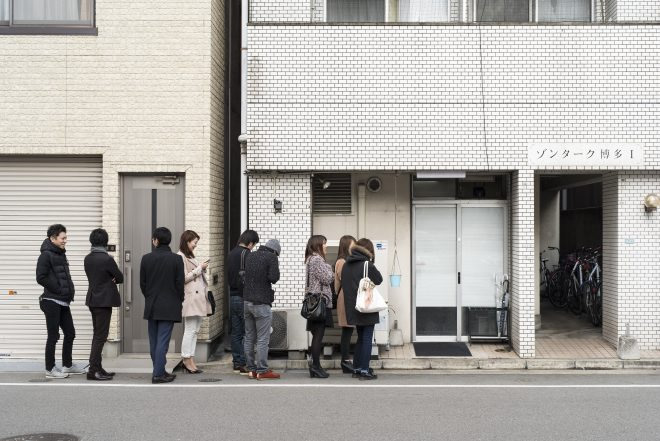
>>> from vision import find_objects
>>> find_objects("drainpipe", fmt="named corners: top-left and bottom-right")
top-left (357, 183), bottom-right (367, 238)
top-left (238, 0), bottom-right (248, 232)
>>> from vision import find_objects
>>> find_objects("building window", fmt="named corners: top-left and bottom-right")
top-left (326, 0), bottom-right (385, 22)
top-left (537, 0), bottom-right (591, 22)
top-left (0, 0), bottom-right (95, 29)
top-left (398, 0), bottom-right (449, 22)
top-left (475, 0), bottom-right (531, 22)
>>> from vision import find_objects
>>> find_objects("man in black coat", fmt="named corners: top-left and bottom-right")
top-left (36, 224), bottom-right (84, 379)
top-left (139, 227), bottom-right (184, 384)
top-left (84, 228), bottom-right (123, 381)
top-left (226, 229), bottom-right (259, 374)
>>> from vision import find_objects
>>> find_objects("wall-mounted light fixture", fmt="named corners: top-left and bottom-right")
top-left (643, 193), bottom-right (660, 213)
top-left (318, 177), bottom-right (331, 190)
top-left (273, 199), bottom-right (283, 213)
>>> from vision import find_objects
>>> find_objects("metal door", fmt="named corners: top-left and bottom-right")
top-left (121, 175), bottom-right (185, 353)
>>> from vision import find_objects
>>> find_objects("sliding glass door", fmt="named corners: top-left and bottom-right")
top-left (413, 202), bottom-right (507, 341)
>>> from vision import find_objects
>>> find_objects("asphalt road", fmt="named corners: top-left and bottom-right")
top-left (1, 370), bottom-right (660, 441)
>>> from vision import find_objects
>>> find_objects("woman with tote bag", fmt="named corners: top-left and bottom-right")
top-left (341, 238), bottom-right (383, 380)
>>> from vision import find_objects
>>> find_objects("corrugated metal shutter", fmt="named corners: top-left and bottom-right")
top-left (0, 157), bottom-right (102, 359)
top-left (312, 174), bottom-right (353, 214)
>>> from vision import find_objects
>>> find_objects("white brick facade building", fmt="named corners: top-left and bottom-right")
top-left (0, 0), bottom-right (226, 361)
top-left (247, 1), bottom-right (660, 357)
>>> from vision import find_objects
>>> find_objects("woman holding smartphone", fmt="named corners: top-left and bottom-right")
top-left (177, 230), bottom-right (212, 373)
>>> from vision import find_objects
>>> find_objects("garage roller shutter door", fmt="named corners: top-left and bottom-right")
top-left (0, 157), bottom-right (102, 359)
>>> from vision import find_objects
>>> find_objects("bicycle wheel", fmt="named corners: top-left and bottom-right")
top-left (547, 271), bottom-right (567, 309)
top-left (567, 280), bottom-right (582, 315)
top-left (590, 281), bottom-right (602, 327)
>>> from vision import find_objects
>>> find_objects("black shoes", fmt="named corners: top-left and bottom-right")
top-left (100, 369), bottom-right (116, 377)
top-left (341, 360), bottom-right (355, 374)
top-left (309, 365), bottom-right (329, 379)
top-left (87, 371), bottom-right (113, 381)
top-left (152, 373), bottom-right (176, 384)
top-left (183, 365), bottom-right (203, 374)
top-left (358, 370), bottom-right (378, 381)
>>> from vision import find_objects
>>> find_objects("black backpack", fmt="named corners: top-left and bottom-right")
top-left (237, 249), bottom-right (248, 290)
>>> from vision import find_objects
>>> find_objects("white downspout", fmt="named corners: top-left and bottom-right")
top-left (239, 0), bottom-right (249, 232)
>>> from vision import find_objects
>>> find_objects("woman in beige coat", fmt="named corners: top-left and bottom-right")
top-left (177, 230), bottom-right (212, 374)
top-left (335, 235), bottom-right (356, 373)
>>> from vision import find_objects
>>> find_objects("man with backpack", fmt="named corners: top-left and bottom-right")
top-left (226, 230), bottom-right (259, 374)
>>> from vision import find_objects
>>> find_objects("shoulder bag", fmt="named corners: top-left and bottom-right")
top-left (300, 262), bottom-right (326, 322)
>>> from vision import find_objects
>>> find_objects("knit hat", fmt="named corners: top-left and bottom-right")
top-left (264, 239), bottom-right (281, 256)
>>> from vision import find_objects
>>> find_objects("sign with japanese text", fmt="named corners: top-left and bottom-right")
top-left (528, 143), bottom-right (644, 166)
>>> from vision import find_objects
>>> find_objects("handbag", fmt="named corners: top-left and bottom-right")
top-left (300, 263), bottom-right (327, 321)
top-left (207, 291), bottom-right (216, 316)
top-left (355, 261), bottom-right (387, 313)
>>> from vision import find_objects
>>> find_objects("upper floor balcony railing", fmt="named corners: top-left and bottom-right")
top-left (324, 0), bottom-right (596, 23)
top-left (0, 0), bottom-right (96, 33)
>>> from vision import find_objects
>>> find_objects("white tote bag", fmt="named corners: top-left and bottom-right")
top-left (355, 261), bottom-right (387, 313)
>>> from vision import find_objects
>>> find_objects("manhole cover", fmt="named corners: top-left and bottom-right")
top-left (1, 434), bottom-right (79, 441)
top-left (198, 378), bottom-right (222, 383)
top-left (27, 378), bottom-right (52, 383)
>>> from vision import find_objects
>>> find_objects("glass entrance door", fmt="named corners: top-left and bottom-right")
top-left (413, 203), bottom-right (506, 341)
top-left (413, 206), bottom-right (458, 340)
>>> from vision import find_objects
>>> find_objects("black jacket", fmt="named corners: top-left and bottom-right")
top-left (227, 245), bottom-right (251, 296)
top-left (139, 245), bottom-right (185, 322)
top-left (84, 249), bottom-right (124, 308)
top-left (341, 245), bottom-right (383, 327)
top-left (243, 246), bottom-right (280, 306)
top-left (36, 239), bottom-right (75, 303)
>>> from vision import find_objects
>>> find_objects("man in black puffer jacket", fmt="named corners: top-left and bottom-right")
top-left (36, 224), bottom-right (83, 379)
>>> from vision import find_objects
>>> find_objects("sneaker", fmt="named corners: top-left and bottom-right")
top-left (234, 365), bottom-right (249, 375)
top-left (248, 370), bottom-right (258, 379)
top-left (62, 364), bottom-right (87, 375)
top-left (45, 368), bottom-right (69, 379)
top-left (256, 370), bottom-right (280, 380)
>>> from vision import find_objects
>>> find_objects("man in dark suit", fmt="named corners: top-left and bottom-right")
top-left (140, 227), bottom-right (184, 384)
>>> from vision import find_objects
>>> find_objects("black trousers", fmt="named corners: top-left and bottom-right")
top-left (89, 307), bottom-right (112, 373)
top-left (42, 300), bottom-right (75, 371)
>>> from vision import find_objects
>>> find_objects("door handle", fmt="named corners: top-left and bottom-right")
top-left (125, 265), bottom-right (132, 304)
top-left (458, 272), bottom-right (461, 284)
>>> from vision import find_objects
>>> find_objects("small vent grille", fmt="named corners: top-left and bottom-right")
top-left (312, 174), bottom-right (352, 214)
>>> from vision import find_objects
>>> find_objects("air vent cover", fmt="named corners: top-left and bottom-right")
top-left (312, 174), bottom-right (352, 214)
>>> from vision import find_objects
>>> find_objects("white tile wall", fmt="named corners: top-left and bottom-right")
top-left (248, 174), bottom-right (312, 309)
top-left (247, 25), bottom-right (660, 171)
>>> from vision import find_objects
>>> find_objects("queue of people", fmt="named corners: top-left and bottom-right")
top-left (36, 222), bottom-right (382, 383)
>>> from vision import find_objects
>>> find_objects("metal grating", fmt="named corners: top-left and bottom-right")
top-left (312, 174), bottom-right (352, 214)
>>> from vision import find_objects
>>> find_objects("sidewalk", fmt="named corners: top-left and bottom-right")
top-left (4, 338), bottom-right (660, 374)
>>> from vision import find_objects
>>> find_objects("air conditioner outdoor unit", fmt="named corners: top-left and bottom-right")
top-left (269, 309), bottom-right (308, 353)
top-left (269, 310), bottom-right (288, 351)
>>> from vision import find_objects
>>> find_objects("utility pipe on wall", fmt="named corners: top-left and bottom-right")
top-left (357, 184), bottom-right (367, 238)
top-left (239, 0), bottom-right (248, 232)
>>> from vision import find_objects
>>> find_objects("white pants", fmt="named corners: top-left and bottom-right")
top-left (181, 316), bottom-right (203, 358)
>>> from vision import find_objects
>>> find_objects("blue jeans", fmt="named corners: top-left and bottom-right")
top-left (230, 295), bottom-right (246, 366)
top-left (243, 301), bottom-right (272, 374)
top-left (148, 319), bottom-right (174, 377)
top-left (354, 325), bottom-right (374, 373)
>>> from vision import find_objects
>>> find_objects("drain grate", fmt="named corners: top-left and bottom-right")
top-left (1, 433), bottom-right (79, 441)
top-left (27, 378), bottom-right (52, 383)
top-left (198, 378), bottom-right (222, 383)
